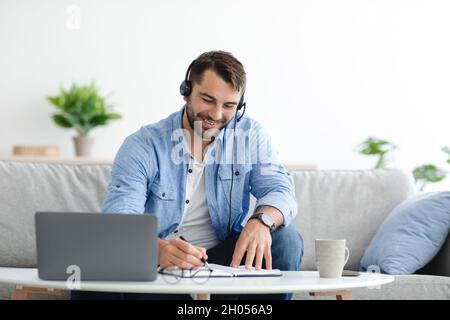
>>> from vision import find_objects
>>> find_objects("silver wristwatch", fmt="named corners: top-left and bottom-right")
top-left (248, 212), bottom-right (276, 232)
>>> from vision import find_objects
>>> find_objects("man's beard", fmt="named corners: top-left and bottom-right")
top-left (185, 100), bottom-right (226, 140)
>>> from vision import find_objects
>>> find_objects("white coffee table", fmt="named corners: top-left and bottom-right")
top-left (0, 267), bottom-right (394, 300)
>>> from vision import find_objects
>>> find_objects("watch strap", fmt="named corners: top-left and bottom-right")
top-left (248, 212), bottom-right (276, 232)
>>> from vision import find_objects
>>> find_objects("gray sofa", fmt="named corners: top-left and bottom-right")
top-left (0, 159), bottom-right (449, 300)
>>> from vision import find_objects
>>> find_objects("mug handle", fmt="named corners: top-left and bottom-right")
top-left (344, 247), bottom-right (350, 266)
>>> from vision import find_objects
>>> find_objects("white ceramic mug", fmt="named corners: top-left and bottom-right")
top-left (315, 239), bottom-right (350, 278)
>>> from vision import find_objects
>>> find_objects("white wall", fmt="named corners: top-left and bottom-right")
top-left (1, 0), bottom-right (450, 190)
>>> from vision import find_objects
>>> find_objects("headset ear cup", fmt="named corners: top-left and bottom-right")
top-left (236, 102), bottom-right (246, 122)
top-left (179, 80), bottom-right (192, 96)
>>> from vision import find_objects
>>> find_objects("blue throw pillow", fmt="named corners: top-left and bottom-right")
top-left (360, 191), bottom-right (450, 274)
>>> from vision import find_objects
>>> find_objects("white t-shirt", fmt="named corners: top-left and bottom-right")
top-left (165, 158), bottom-right (220, 250)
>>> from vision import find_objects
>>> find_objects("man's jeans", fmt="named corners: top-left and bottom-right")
top-left (71, 225), bottom-right (304, 300)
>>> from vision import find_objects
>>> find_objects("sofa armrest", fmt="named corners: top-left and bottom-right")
top-left (417, 233), bottom-right (450, 277)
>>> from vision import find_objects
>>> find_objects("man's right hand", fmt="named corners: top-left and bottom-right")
top-left (158, 238), bottom-right (208, 269)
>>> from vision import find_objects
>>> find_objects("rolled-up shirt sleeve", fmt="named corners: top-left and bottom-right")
top-left (101, 132), bottom-right (155, 214)
top-left (247, 124), bottom-right (298, 227)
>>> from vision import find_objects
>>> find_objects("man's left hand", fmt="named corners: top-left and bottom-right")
top-left (230, 219), bottom-right (272, 270)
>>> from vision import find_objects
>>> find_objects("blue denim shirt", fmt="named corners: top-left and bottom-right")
top-left (101, 107), bottom-right (298, 241)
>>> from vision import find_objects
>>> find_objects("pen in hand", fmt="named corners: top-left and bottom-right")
top-left (179, 236), bottom-right (211, 269)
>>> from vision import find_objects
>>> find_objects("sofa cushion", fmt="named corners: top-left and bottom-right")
top-left (0, 160), bottom-right (111, 267)
top-left (289, 169), bottom-right (414, 271)
top-left (360, 191), bottom-right (450, 274)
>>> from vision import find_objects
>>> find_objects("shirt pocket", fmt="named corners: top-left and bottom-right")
top-left (149, 182), bottom-right (176, 201)
top-left (218, 164), bottom-right (252, 213)
top-left (218, 164), bottom-right (252, 181)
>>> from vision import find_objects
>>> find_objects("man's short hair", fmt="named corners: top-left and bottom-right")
top-left (189, 51), bottom-right (246, 93)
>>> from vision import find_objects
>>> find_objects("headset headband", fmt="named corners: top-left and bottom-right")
top-left (180, 58), bottom-right (245, 112)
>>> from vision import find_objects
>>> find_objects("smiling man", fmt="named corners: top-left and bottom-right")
top-left (71, 51), bottom-right (303, 300)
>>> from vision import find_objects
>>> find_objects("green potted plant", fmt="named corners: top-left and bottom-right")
top-left (412, 164), bottom-right (446, 191)
top-left (357, 137), bottom-right (397, 169)
top-left (412, 146), bottom-right (450, 191)
top-left (47, 82), bottom-right (122, 157)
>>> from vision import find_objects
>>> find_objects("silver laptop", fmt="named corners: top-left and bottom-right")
top-left (35, 212), bottom-right (158, 281)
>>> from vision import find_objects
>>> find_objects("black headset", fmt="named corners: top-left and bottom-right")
top-left (180, 59), bottom-right (246, 121)
top-left (180, 58), bottom-right (246, 239)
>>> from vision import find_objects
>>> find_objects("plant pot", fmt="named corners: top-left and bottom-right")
top-left (73, 136), bottom-right (94, 157)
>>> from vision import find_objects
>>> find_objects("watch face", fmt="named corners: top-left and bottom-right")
top-left (261, 214), bottom-right (274, 227)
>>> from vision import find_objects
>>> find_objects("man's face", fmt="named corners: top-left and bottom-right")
top-left (184, 69), bottom-right (242, 137)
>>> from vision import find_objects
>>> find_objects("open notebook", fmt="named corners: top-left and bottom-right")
top-left (158, 263), bottom-right (282, 278)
